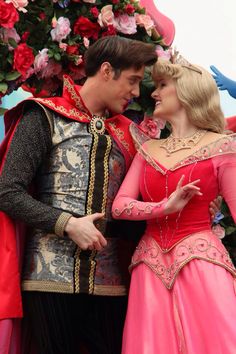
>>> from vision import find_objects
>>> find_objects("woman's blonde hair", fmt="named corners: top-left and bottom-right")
top-left (152, 59), bottom-right (225, 133)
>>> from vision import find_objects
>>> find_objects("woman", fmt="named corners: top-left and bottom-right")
top-left (112, 57), bottom-right (236, 353)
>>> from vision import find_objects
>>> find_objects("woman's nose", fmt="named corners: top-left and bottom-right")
top-left (151, 88), bottom-right (159, 98)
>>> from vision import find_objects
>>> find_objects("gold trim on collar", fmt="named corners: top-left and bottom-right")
top-left (107, 121), bottom-right (132, 158)
top-left (63, 76), bottom-right (90, 116)
top-left (36, 98), bottom-right (90, 121)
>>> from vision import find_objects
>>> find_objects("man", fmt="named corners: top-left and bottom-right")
top-left (0, 36), bottom-right (220, 354)
top-left (0, 36), bottom-right (157, 354)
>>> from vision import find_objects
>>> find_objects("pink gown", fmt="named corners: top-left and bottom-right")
top-left (112, 134), bottom-right (236, 354)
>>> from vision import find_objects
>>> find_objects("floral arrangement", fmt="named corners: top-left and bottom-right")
top-left (0, 0), bottom-right (170, 116)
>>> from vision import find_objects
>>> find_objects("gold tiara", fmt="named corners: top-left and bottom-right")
top-left (171, 49), bottom-right (202, 75)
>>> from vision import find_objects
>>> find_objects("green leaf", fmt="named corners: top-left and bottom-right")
top-left (7, 56), bottom-right (13, 65)
top-left (146, 106), bottom-right (154, 116)
top-left (225, 226), bottom-right (236, 235)
top-left (48, 50), bottom-right (54, 58)
top-left (5, 71), bottom-right (21, 81)
top-left (0, 72), bottom-right (5, 81)
top-left (0, 82), bottom-right (8, 94)
top-left (8, 38), bottom-right (18, 49)
top-left (54, 53), bottom-right (61, 61)
top-left (128, 101), bottom-right (142, 111)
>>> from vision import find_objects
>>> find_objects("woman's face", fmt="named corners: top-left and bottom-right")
top-left (151, 77), bottom-right (182, 120)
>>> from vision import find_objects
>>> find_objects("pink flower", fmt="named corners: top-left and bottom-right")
top-left (1, 28), bottom-right (20, 49)
top-left (156, 45), bottom-right (172, 61)
top-left (20, 66), bottom-right (34, 81)
top-left (212, 224), bottom-right (225, 239)
top-left (98, 5), bottom-right (115, 28)
top-left (83, 37), bottom-right (90, 48)
top-left (83, 0), bottom-right (96, 3)
top-left (114, 14), bottom-right (137, 35)
top-left (135, 14), bottom-right (154, 36)
top-left (51, 16), bottom-right (57, 28)
top-left (139, 116), bottom-right (165, 139)
top-left (40, 59), bottom-right (62, 79)
top-left (59, 42), bottom-right (68, 51)
top-left (75, 55), bottom-right (83, 66)
top-left (5, 0), bottom-right (28, 13)
top-left (34, 48), bottom-right (49, 75)
top-left (51, 17), bottom-right (71, 42)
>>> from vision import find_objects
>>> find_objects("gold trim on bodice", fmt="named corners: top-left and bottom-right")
top-left (130, 231), bottom-right (236, 289)
top-left (138, 134), bottom-right (236, 175)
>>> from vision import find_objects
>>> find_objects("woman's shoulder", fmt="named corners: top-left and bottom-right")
top-left (201, 131), bottom-right (236, 146)
top-left (142, 138), bottom-right (163, 151)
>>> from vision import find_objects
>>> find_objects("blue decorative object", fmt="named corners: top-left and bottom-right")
top-left (210, 65), bottom-right (236, 99)
top-left (213, 211), bottom-right (225, 225)
top-left (58, 0), bottom-right (70, 8)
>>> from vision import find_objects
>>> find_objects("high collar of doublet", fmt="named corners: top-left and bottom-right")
top-left (62, 75), bottom-right (91, 120)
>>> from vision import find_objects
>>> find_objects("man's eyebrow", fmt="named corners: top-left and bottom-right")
top-left (130, 74), bottom-right (143, 80)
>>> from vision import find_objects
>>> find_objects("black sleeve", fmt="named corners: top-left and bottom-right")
top-left (0, 104), bottom-right (64, 232)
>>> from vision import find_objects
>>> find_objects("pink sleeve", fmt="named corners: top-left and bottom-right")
top-left (112, 152), bottom-right (167, 220)
top-left (216, 154), bottom-right (236, 221)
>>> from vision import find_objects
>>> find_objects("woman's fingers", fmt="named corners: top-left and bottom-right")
top-left (177, 175), bottom-right (185, 189)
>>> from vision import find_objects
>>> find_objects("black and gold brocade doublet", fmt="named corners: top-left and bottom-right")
top-left (21, 108), bottom-right (142, 296)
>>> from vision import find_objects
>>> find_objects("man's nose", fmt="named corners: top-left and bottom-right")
top-left (131, 85), bottom-right (140, 98)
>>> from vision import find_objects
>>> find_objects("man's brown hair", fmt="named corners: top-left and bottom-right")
top-left (84, 35), bottom-right (157, 77)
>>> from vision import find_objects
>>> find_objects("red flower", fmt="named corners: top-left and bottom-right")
top-left (0, 0), bottom-right (19, 29)
top-left (102, 25), bottom-right (117, 37)
top-left (13, 43), bottom-right (35, 76)
top-left (90, 7), bottom-right (99, 18)
top-left (66, 45), bottom-right (79, 55)
top-left (21, 31), bottom-right (30, 42)
top-left (73, 16), bottom-right (100, 39)
top-left (125, 4), bottom-right (135, 15)
top-left (39, 12), bottom-right (46, 20)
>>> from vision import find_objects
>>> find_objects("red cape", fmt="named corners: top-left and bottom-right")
top-left (0, 75), bottom-right (137, 319)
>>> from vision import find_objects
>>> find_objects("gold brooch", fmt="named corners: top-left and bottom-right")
top-left (89, 115), bottom-right (106, 135)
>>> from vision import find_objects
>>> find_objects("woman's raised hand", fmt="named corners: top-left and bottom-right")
top-left (164, 175), bottom-right (202, 215)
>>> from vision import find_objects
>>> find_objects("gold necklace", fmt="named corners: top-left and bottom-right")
top-left (160, 129), bottom-right (207, 156)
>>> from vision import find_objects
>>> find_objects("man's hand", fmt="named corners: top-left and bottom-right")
top-left (64, 213), bottom-right (107, 251)
top-left (209, 196), bottom-right (222, 222)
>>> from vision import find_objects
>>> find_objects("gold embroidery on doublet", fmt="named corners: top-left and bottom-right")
top-left (102, 135), bottom-right (112, 213)
top-left (74, 131), bottom-right (113, 294)
top-left (74, 248), bottom-right (81, 293)
top-left (107, 122), bottom-right (132, 159)
top-left (36, 98), bottom-right (90, 121)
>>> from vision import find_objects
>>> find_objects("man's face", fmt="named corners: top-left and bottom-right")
top-left (104, 66), bottom-right (145, 114)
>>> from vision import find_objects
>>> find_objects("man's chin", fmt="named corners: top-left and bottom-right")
top-left (111, 106), bottom-right (124, 115)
